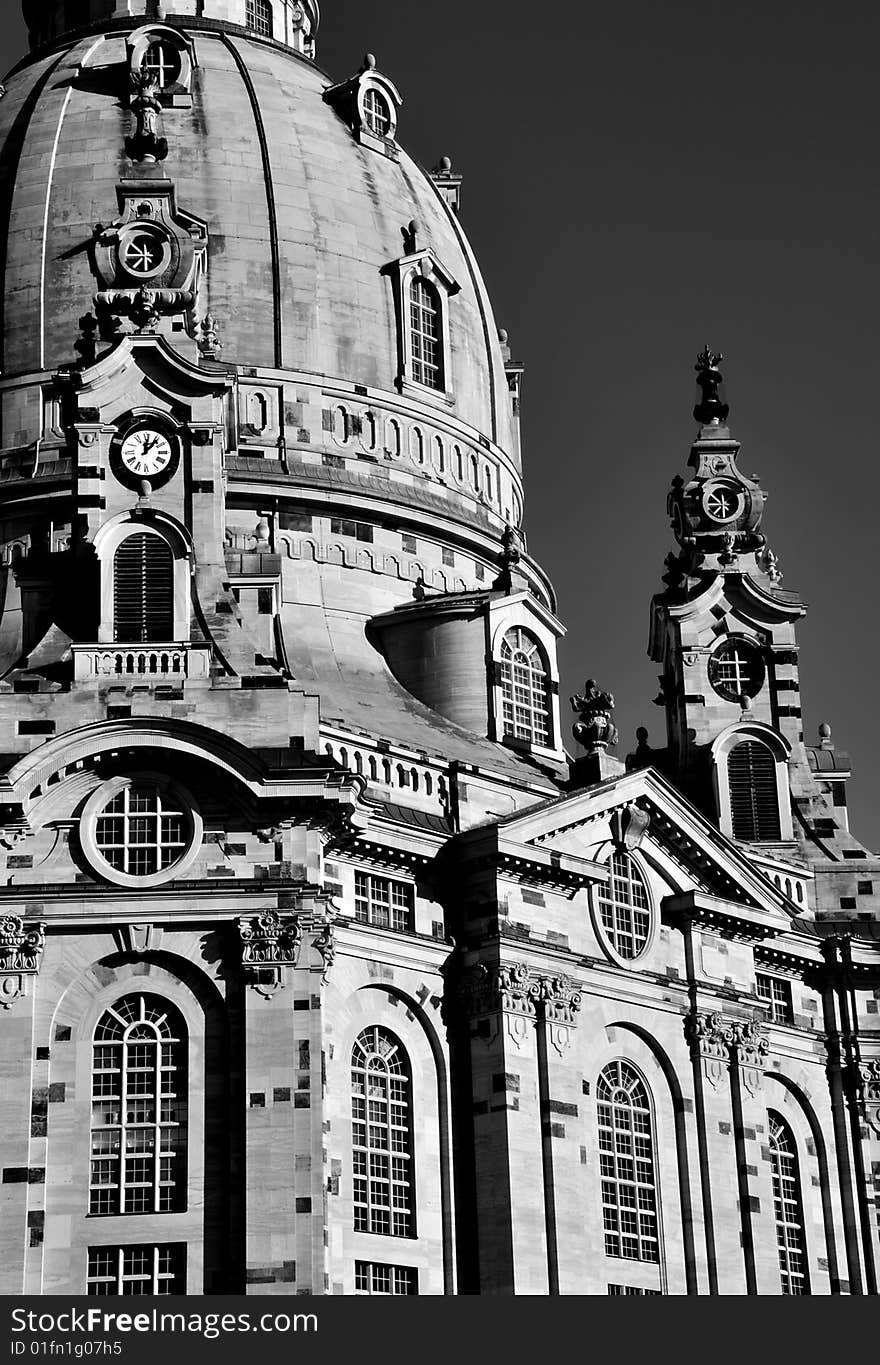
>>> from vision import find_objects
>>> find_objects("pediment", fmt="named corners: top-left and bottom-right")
top-left (484, 766), bottom-right (796, 923)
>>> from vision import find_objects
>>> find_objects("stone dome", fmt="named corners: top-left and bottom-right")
top-left (0, 21), bottom-right (517, 463)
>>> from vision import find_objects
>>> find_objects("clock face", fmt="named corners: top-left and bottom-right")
top-left (120, 429), bottom-right (173, 479)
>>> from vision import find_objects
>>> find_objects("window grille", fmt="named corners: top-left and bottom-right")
top-left (354, 871), bottom-right (414, 933)
top-left (245, 0), bottom-right (273, 37)
top-left (756, 973), bottom-right (794, 1025)
top-left (95, 785), bottom-right (188, 878)
top-left (351, 1027), bottom-right (413, 1237)
top-left (597, 1062), bottom-right (659, 1263)
top-left (89, 996), bottom-right (187, 1217)
top-left (409, 278), bottom-right (442, 390)
top-left (769, 1113), bottom-right (809, 1295)
top-left (499, 628), bottom-right (551, 746)
top-left (728, 741), bottom-right (781, 841)
top-left (354, 1261), bottom-right (417, 1294)
top-left (143, 42), bottom-right (180, 89)
top-left (607, 1284), bottom-right (661, 1295)
top-left (363, 88), bottom-right (392, 137)
top-left (113, 533), bottom-right (174, 643)
top-left (595, 853), bottom-right (652, 960)
top-left (87, 1244), bottom-right (185, 1296)
top-left (708, 639), bottom-right (764, 703)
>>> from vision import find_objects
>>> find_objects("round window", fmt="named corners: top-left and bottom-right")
top-left (701, 480), bottom-right (744, 524)
top-left (592, 852), bottom-right (654, 965)
top-left (708, 638), bottom-right (765, 703)
top-left (119, 228), bottom-right (172, 280)
top-left (81, 776), bottom-right (202, 888)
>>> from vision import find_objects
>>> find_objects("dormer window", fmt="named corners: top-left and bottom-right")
top-left (364, 88), bottom-right (392, 138)
top-left (246, 0), bottom-right (274, 37)
top-left (127, 26), bottom-right (195, 104)
top-left (409, 278), bottom-right (442, 390)
top-left (143, 41), bottom-right (180, 91)
top-left (383, 241), bottom-right (459, 400)
top-left (500, 628), bottom-right (551, 747)
top-left (324, 56), bottom-right (402, 159)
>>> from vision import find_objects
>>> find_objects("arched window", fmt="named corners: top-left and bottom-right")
top-left (113, 533), bottom-right (174, 643)
top-left (245, 0), bottom-right (273, 37)
top-left (89, 995), bottom-right (187, 1217)
top-left (499, 628), bottom-right (551, 746)
top-left (409, 278), bottom-right (442, 390)
top-left (351, 1028), bottom-right (413, 1236)
top-left (143, 41), bottom-right (180, 90)
top-left (728, 741), bottom-right (781, 841)
top-left (769, 1113), bottom-right (809, 1294)
top-left (597, 1062), bottom-right (659, 1263)
top-left (363, 88), bottom-right (392, 138)
top-left (595, 853), bottom-right (652, 961)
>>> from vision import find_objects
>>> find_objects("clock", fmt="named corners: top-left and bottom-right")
top-left (111, 422), bottom-right (179, 491)
top-left (120, 428), bottom-right (173, 478)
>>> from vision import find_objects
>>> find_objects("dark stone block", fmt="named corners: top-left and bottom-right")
top-left (36, 1046), bottom-right (50, 1060)
top-left (295, 1199), bottom-right (311, 1214)
top-left (294, 1094), bottom-right (311, 1108)
top-left (48, 1084), bottom-right (65, 1103)
top-left (273, 1088), bottom-right (291, 1103)
top-left (249, 1093), bottom-right (265, 1108)
top-left (54, 1027), bottom-right (71, 1043)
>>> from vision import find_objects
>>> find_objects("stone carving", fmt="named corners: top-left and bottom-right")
top-left (491, 525), bottom-right (521, 594)
top-left (126, 70), bottom-right (168, 163)
top-left (237, 911), bottom-right (302, 997)
top-left (684, 1010), bottom-right (734, 1090)
top-left (532, 974), bottom-right (583, 1055)
top-left (758, 545), bottom-right (783, 584)
top-left (198, 313), bottom-right (222, 360)
top-left (610, 802), bottom-right (651, 853)
top-left (0, 916), bottom-right (45, 1009)
top-left (571, 679), bottom-right (618, 752)
top-left (312, 920), bottom-right (336, 984)
top-left (693, 346), bottom-right (729, 426)
top-left (730, 1019), bottom-right (769, 1096)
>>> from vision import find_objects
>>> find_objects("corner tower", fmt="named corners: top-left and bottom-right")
top-left (647, 351), bottom-right (880, 920)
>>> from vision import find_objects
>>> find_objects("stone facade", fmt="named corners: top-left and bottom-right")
top-left (0, 5), bottom-right (877, 1299)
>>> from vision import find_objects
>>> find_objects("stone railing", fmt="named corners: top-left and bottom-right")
top-left (72, 643), bottom-right (212, 682)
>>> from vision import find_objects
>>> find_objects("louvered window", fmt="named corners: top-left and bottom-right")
top-left (114, 534), bottom-right (174, 643)
top-left (727, 741), bottom-right (781, 841)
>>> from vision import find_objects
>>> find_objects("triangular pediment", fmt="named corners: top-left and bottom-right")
top-left (481, 766), bottom-right (796, 924)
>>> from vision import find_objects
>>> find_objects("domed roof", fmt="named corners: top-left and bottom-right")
top-left (0, 23), bottom-right (514, 453)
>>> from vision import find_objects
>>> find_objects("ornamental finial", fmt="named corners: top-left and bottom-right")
top-left (571, 679), bottom-right (618, 753)
top-left (693, 346), bottom-right (729, 426)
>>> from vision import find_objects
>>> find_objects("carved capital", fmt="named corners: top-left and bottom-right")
top-left (730, 1019), bottom-right (769, 1096)
top-left (0, 916), bottom-right (46, 1009)
top-left (237, 911), bottom-right (302, 998)
top-left (533, 973), bottom-right (582, 1055)
top-left (684, 1009), bottom-right (734, 1089)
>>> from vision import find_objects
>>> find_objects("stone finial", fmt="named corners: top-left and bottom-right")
top-left (571, 679), bottom-right (618, 753)
top-left (818, 722), bottom-right (834, 748)
top-left (693, 346), bottom-right (729, 426)
top-left (198, 313), bottom-right (222, 360)
top-left (126, 70), bottom-right (168, 164)
top-left (362, 53), bottom-right (378, 71)
top-left (402, 219), bottom-right (420, 255)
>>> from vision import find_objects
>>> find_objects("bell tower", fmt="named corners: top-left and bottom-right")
top-left (647, 350), bottom-right (810, 847)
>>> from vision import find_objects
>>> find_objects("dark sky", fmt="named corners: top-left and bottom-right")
top-left (3, 2), bottom-right (879, 843)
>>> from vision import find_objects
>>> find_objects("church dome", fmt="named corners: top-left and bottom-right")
top-left (0, 19), bottom-right (517, 464)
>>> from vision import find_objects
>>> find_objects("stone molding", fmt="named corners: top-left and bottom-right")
top-left (454, 962), bottom-right (582, 1052)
